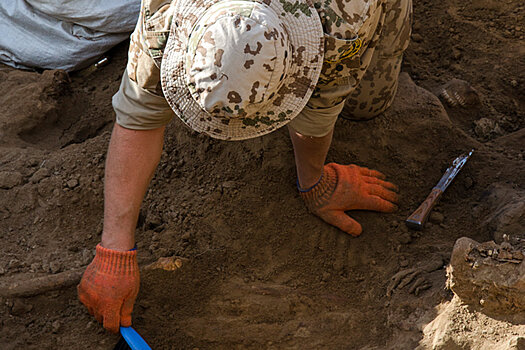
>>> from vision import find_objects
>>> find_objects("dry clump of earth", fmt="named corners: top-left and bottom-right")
top-left (0, 0), bottom-right (524, 349)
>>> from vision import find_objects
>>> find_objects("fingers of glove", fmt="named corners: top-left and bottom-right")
top-left (120, 296), bottom-right (136, 328)
top-left (364, 176), bottom-right (399, 192)
top-left (103, 306), bottom-right (122, 334)
top-left (87, 306), bottom-right (95, 317)
top-left (94, 311), bottom-right (104, 325)
top-left (358, 166), bottom-right (386, 180)
top-left (325, 211), bottom-right (363, 236)
top-left (363, 195), bottom-right (398, 213)
top-left (367, 184), bottom-right (399, 203)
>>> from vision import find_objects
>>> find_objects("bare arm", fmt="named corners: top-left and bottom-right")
top-left (101, 124), bottom-right (165, 250)
top-left (288, 125), bottom-right (334, 189)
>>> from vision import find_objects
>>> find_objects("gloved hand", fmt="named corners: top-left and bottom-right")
top-left (300, 163), bottom-right (399, 236)
top-left (78, 244), bottom-right (140, 333)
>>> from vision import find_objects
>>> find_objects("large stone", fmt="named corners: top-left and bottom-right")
top-left (447, 237), bottom-right (525, 313)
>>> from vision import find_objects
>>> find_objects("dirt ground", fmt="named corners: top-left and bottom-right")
top-left (0, 0), bottom-right (524, 349)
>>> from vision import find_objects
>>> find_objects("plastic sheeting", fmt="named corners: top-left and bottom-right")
top-left (0, 0), bottom-right (140, 71)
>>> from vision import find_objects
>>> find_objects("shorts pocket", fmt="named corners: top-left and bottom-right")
top-left (144, 30), bottom-right (170, 61)
top-left (319, 33), bottom-right (362, 87)
top-left (142, 4), bottom-right (172, 62)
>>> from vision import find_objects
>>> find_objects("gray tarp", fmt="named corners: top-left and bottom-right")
top-left (0, 0), bottom-right (140, 71)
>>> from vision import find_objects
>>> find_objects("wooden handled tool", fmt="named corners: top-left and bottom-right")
top-left (406, 150), bottom-right (473, 230)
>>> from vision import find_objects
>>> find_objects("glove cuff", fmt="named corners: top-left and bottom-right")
top-left (300, 164), bottom-right (338, 210)
top-left (93, 244), bottom-right (138, 276)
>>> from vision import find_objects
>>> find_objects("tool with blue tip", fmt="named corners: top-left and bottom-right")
top-left (113, 327), bottom-right (152, 350)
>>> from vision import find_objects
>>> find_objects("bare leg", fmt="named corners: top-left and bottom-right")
top-left (101, 124), bottom-right (165, 251)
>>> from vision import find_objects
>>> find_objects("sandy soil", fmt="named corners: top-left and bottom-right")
top-left (0, 0), bottom-right (523, 349)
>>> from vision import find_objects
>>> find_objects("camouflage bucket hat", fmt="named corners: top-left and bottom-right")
top-left (160, 0), bottom-right (324, 140)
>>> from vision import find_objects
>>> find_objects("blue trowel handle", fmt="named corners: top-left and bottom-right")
top-left (120, 326), bottom-right (152, 350)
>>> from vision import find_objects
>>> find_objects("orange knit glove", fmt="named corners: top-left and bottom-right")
top-left (300, 163), bottom-right (399, 236)
top-left (77, 244), bottom-right (140, 333)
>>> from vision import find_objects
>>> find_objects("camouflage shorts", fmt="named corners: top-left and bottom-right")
top-left (291, 0), bottom-right (413, 135)
top-left (113, 0), bottom-right (412, 135)
top-left (340, 0), bottom-right (413, 121)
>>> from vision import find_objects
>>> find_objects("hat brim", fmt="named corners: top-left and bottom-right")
top-left (160, 0), bottom-right (324, 141)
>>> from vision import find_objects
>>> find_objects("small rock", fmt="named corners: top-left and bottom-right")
top-left (429, 212), bottom-right (445, 225)
top-left (49, 261), bottom-right (62, 274)
top-left (51, 320), bottom-right (61, 333)
top-left (0, 171), bottom-right (23, 189)
top-left (321, 271), bottom-right (331, 281)
top-left (30, 168), bottom-right (49, 184)
top-left (222, 181), bottom-right (237, 189)
top-left (10, 299), bottom-right (33, 316)
top-left (66, 179), bottom-right (79, 189)
top-left (399, 258), bottom-right (409, 268)
top-left (7, 259), bottom-right (21, 270)
top-left (81, 249), bottom-right (93, 265)
top-left (294, 327), bottom-right (311, 338)
top-left (510, 79), bottom-right (518, 88)
top-left (30, 263), bottom-right (41, 272)
top-left (0, 267), bottom-right (5, 275)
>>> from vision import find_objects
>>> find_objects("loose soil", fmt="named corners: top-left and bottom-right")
top-left (0, 0), bottom-right (523, 349)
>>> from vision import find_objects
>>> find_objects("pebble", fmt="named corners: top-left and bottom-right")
top-left (322, 271), bottom-right (331, 281)
top-left (49, 261), bottom-right (62, 274)
top-left (0, 171), bottom-right (23, 189)
top-left (66, 179), bottom-right (79, 189)
top-left (51, 320), bottom-right (61, 333)
top-left (81, 249), bottom-right (94, 265)
top-left (8, 259), bottom-right (21, 270)
top-left (222, 181), bottom-right (237, 189)
top-left (30, 262), bottom-right (41, 272)
top-left (30, 168), bottom-right (49, 183)
top-left (429, 212), bottom-right (445, 225)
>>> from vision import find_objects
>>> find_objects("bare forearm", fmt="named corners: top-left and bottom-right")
top-left (101, 124), bottom-right (165, 251)
top-left (288, 126), bottom-right (334, 189)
